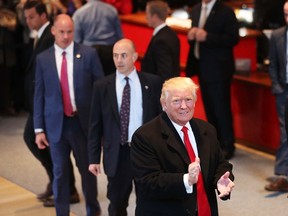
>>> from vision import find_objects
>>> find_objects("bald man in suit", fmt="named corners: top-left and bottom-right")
top-left (33, 14), bottom-right (103, 216)
top-left (88, 38), bottom-right (162, 216)
top-left (23, 0), bottom-right (78, 205)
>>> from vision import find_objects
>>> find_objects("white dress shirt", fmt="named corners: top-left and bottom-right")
top-left (171, 120), bottom-right (199, 194)
top-left (116, 69), bottom-right (143, 142)
top-left (54, 42), bottom-right (77, 112)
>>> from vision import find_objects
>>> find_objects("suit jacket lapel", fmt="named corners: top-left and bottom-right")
top-left (35, 24), bottom-right (50, 50)
top-left (160, 113), bottom-right (191, 164)
top-left (46, 46), bottom-right (60, 93)
top-left (190, 120), bottom-right (210, 180)
top-left (283, 27), bottom-right (287, 65)
top-left (107, 74), bottom-right (120, 124)
top-left (204, 1), bottom-right (218, 28)
top-left (73, 43), bottom-right (80, 95)
top-left (138, 72), bottom-right (151, 123)
top-left (160, 113), bottom-right (211, 180)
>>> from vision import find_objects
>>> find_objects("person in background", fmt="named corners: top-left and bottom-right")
top-left (73, 0), bottom-right (123, 76)
top-left (49, 0), bottom-right (84, 17)
top-left (33, 14), bottom-right (103, 215)
top-left (141, 0), bottom-right (180, 83)
top-left (102, 0), bottom-right (133, 14)
top-left (130, 77), bottom-right (235, 216)
top-left (265, 0), bottom-right (288, 193)
top-left (186, 0), bottom-right (239, 160)
top-left (88, 38), bottom-right (162, 216)
top-left (23, 0), bottom-right (80, 207)
top-left (0, 0), bottom-right (18, 115)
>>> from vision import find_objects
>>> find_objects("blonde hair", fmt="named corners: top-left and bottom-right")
top-left (160, 77), bottom-right (198, 103)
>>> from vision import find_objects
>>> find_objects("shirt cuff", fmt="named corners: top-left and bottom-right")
top-left (34, 128), bottom-right (44, 134)
top-left (183, 173), bottom-right (193, 194)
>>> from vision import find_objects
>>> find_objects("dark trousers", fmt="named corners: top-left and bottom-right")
top-left (199, 80), bottom-right (235, 152)
top-left (23, 114), bottom-right (77, 194)
top-left (107, 145), bottom-right (134, 216)
top-left (93, 44), bottom-right (115, 76)
top-left (49, 116), bottom-right (100, 216)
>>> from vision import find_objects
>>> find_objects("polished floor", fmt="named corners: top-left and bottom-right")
top-left (0, 113), bottom-right (288, 216)
top-left (0, 177), bottom-right (76, 216)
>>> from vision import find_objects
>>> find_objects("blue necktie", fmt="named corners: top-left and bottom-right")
top-left (120, 77), bottom-right (130, 145)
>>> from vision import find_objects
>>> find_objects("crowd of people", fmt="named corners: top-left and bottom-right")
top-left (1, 0), bottom-right (288, 215)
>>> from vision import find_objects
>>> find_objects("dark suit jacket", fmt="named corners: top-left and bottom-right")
top-left (141, 25), bottom-right (180, 82)
top-left (131, 112), bottom-right (234, 216)
top-left (25, 24), bottom-right (54, 113)
top-left (88, 72), bottom-right (162, 177)
top-left (33, 43), bottom-right (104, 143)
top-left (269, 26), bottom-right (287, 94)
top-left (186, 1), bottom-right (239, 82)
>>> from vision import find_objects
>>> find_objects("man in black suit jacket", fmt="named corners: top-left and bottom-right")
top-left (186, 0), bottom-right (239, 159)
top-left (23, 0), bottom-right (78, 206)
top-left (265, 1), bottom-right (288, 192)
top-left (88, 38), bottom-right (162, 216)
top-left (141, 0), bottom-right (180, 82)
top-left (131, 77), bottom-right (235, 216)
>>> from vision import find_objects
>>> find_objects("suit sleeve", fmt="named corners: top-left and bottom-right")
top-left (88, 81), bottom-right (103, 164)
top-left (131, 127), bottom-right (189, 200)
top-left (205, 7), bottom-right (239, 48)
top-left (269, 31), bottom-right (283, 94)
top-left (153, 39), bottom-right (178, 80)
top-left (90, 48), bottom-right (104, 80)
top-left (33, 55), bottom-right (45, 130)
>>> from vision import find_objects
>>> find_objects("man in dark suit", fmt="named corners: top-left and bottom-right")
top-left (186, 0), bottom-right (239, 159)
top-left (131, 77), bottom-right (235, 216)
top-left (88, 38), bottom-right (162, 216)
top-left (33, 14), bottom-right (103, 216)
top-left (141, 0), bottom-right (180, 82)
top-left (23, 0), bottom-right (79, 206)
top-left (265, 1), bottom-right (288, 193)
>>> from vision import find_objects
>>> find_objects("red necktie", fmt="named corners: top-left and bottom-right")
top-left (181, 126), bottom-right (211, 216)
top-left (60, 51), bottom-right (73, 116)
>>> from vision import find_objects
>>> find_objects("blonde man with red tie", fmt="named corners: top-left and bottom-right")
top-left (131, 77), bottom-right (234, 216)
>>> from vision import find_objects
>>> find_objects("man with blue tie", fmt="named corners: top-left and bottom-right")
top-left (88, 38), bottom-right (162, 216)
top-left (33, 14), bottom-right (103, 216)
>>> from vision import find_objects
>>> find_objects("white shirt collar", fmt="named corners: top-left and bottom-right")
top-left (202, 0), bottom-right (216, 15)
top-left (116, 67), bottom-right (138, 81)
top-left (153, 23), bottom-right (167, 36)
top-left (37, 21), bottom-right (50, 39)
top-left (171, 120), bottom-right (193, 134)
top-left (54, 42), bottom-right (74, 56)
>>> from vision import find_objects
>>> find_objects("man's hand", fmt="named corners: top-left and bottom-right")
top-left (89, 164), bottom-right (101, 176)
top-left (35, 133), bottom-right (49, 149)
top-left (217, 171), bottom-right (235, 198)
top-left (188, 157), bottom-right (201, 185)
top-left (195, 28), bottom-right (207, 42)
top-left (187, 27), bottom-right (199, 41)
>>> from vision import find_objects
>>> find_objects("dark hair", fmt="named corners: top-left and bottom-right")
top-left (147, 0), bottom-right (169, 21)
top-left (24, 0), bottom-right (48, 17)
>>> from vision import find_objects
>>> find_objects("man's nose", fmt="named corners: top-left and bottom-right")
top-left (180, 100), bottom-right (188, 108)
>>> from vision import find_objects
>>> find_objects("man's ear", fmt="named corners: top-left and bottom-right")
top-left (132, 52), bottom-right (138, 62)
top-left (51, 26), bottom-right (55, 36)
top-left (161, 101), bottom-right (167, 111)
